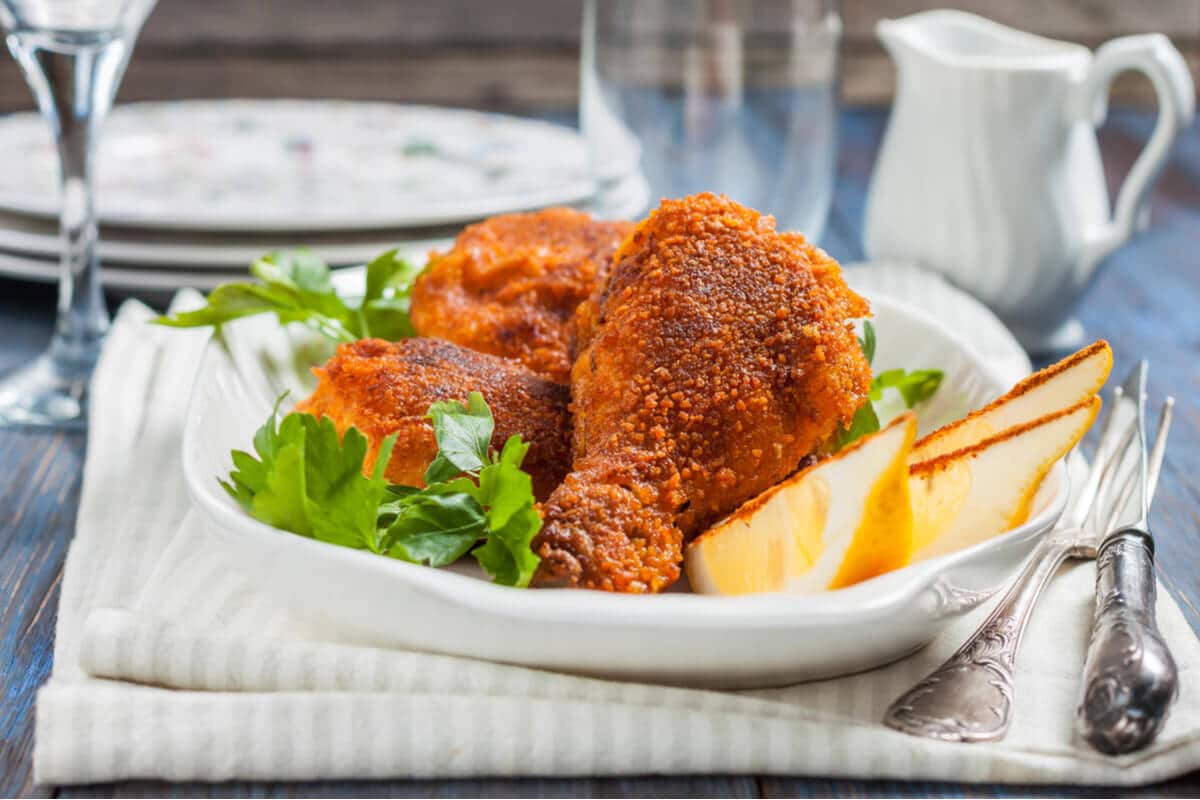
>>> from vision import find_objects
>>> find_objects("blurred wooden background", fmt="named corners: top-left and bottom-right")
top-left (0, 0), bottom-right (1196, 113)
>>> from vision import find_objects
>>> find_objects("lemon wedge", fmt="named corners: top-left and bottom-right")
top-left (685, 413), bottom-right (917, 595)
top-left (912, 340), bottom-right (1111, 462)
top-left (910, 395), bottom-right (1100, 560)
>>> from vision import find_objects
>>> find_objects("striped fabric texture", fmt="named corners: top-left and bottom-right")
top-left (34, 273), bottom-right (1200, 786)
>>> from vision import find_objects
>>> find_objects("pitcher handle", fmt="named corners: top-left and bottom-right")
top-left (1076, 34), bottom-right (1194, 279)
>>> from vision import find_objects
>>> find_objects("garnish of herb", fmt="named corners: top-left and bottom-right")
top-left (155, 248), bottom-right (420, 342)
top-left (836, 320), bottom-right (944, 449)
top-left (222, 391), bottom-right (541, 587)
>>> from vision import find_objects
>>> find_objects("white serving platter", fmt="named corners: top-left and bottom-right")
top-left (0, 241), bottom-right (440, 293)
top-left (0, 213), bottom-right (448, 270)
top-left (183, 289), bottom-right (1066, 688)
top-left (0, 100), bottom-right (604, 231)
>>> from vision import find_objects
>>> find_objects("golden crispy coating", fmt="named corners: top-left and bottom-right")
top-left (533, 194), bottom-right (872, 592)
top-left (296, 338), bottom-right (571, 501)
top-left (409, 208), bottom-right (633, 382)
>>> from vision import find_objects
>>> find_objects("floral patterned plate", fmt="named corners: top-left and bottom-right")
top-left (0, 100), bottom-right (599, 232)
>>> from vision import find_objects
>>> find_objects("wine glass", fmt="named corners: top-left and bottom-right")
top-left (581, 0), bottom-right (841, 241)
top-left (0, 0), bottom-right (156, 429)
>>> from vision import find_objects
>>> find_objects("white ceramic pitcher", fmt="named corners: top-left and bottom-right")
top-left (864, 10), bottom-right (1194, 351)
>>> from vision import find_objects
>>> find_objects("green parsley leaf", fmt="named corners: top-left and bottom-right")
top-left (154, 282), bottom-right (357, 342)
top-left (364, 248), bottom-right (420, 304)
top-left (250, 251), bottom-right (353, 324)
top-left (381, 491), bottom-right (487, 566)
top-left (362, 249), bottom-right (421, 341)
top-left (383, 424), bottom-right (543, 585)
top-left (472, 502), bottom-right (543, 588)
top-left (497, 434), bottom-right (531, 469)
top-left (858, 320), bottom-right (877, 366)
top-left (894, 369), bottom-right (944, 408)
top-left (871, 367), bottom-right (945, 411)
top-left (220, 395), bottom-right (396, 551)
top-left (836, 321), bottom-right (943, 450)
top-left (430, 429), bottom-right (542, 587)
top-left (836, 400), bottom-right (881, 450)
top-left (423, 391), bottom-right (494, 484)
top-left (252, 249), bottom-right (334, 292)
top-left (154, 248), bottom-right (420, 343)
top-left (298, 419), bottom-right (386, 549)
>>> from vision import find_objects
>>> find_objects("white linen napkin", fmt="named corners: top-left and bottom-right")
top-left (35, 269), bottom-right (1200, 786)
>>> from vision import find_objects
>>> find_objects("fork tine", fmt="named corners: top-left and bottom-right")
top-left (1085, 419), bottom-right (1138, 531)
top-left (1101, 396), bottom-right (1174, 533)
top-left (1098, 431), bottom-right (1140, 532)
top-left (1148, 397), bottom-right (1173, 499)
top-left (1064, 386), bottom-right (1129, 529)
top-left (1079, 391), bottom-right (1139, 532)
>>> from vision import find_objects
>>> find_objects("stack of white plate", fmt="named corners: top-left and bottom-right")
top-left (0, 99), bottom-right (650, 293)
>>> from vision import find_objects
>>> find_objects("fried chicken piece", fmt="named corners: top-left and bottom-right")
top-left (409, 208), bottom-right (633, 383)
top-left (296, 338), bottom-right (571, 501)
top-left (533, 194), bottom-right (872, 592)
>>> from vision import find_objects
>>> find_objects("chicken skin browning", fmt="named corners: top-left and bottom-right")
top-left (533, 194), bottom-right (872, 592)
top-left (409, 208), bottom-right (634, 383)
top-left (296, 338), bottom-right (571, 501)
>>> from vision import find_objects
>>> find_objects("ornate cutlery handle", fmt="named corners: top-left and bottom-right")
top-left (884, 535), bottom-right (1075, 742)
top-left (1076, 529), bottom-right (1178, 754)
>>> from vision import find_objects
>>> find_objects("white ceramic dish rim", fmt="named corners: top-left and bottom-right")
top-left (0, 250), bottom-right (395, 293)
top-left (0, 101), bottom-right (620, 231)
top-left (0, 172), bottom-right (652, 270)
top-left (182, 292), bottom-right (1069, 630)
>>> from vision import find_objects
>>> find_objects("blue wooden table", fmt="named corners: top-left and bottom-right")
top-left (2, 108), bottom-right (1199, 797)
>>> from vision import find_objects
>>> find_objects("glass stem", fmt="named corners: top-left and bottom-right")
top-left (6, 31), bottom-right (130, 365)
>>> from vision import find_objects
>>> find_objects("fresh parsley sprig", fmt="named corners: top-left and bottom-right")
top-left (156, 248), bottom-right (420, 342)
top-left (836, 320), bottom-right (944, 449)
top-left (221, 394), bottom-right (398, 550)
top-left (223, 391), bottom-right (542, 587)
top-left (377, 393), bottom-right (543, 586)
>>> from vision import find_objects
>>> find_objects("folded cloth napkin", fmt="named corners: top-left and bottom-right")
top-left (35, 269), bottom-right (1200, 786)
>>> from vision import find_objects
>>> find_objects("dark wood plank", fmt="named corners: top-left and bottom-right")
top-left (760, 772), bottom-right (1200, 797)
top-left (5, 0), bottom-right (1180, 51)
top-left (1079, 114), bottom-right (1200, 636)
top-left (0, 49), bottom-right (583, 116)
top-left (0, 427), bottom-right (83, 799)
top-left (129, 0), bottom-right (1200, 48)
top-left (0, 279), bottom-right (67, 799)
top-left (136, 0), bottom-right (583, 47)
top-left (58, 776), bottom-right (760, 798)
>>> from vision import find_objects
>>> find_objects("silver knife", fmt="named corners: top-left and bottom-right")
top-left (1076, 362), bottom-right (1179, 755)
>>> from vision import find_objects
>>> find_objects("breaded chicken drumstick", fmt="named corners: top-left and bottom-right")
top-left (533, 194), bottom-right (872, 592)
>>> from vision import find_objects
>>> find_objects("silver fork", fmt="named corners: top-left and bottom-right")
top-left (882, 370), bottom-right (1173, 743)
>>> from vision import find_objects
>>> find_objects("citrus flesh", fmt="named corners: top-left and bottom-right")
top-left (685, 413), bottom-right (917, 595)
top-left (910, 396), bottom-right (1100, 560)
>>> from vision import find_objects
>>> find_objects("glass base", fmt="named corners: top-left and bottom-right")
top-left (0, 337), bottom-right (100, 430)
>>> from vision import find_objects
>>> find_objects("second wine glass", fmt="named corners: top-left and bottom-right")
top-left (581, 0), bottom-right (841, 241)
top-left (0, 0), bottom-right (156, 429)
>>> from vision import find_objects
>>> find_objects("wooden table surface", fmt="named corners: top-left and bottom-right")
top-left (1, 108), bottom-right (1199, 797)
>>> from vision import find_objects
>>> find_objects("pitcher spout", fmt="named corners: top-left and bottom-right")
top-left (875, 10), bottom-right (1089, 70)
top-left (874, 16), bottom-right (919, 63)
